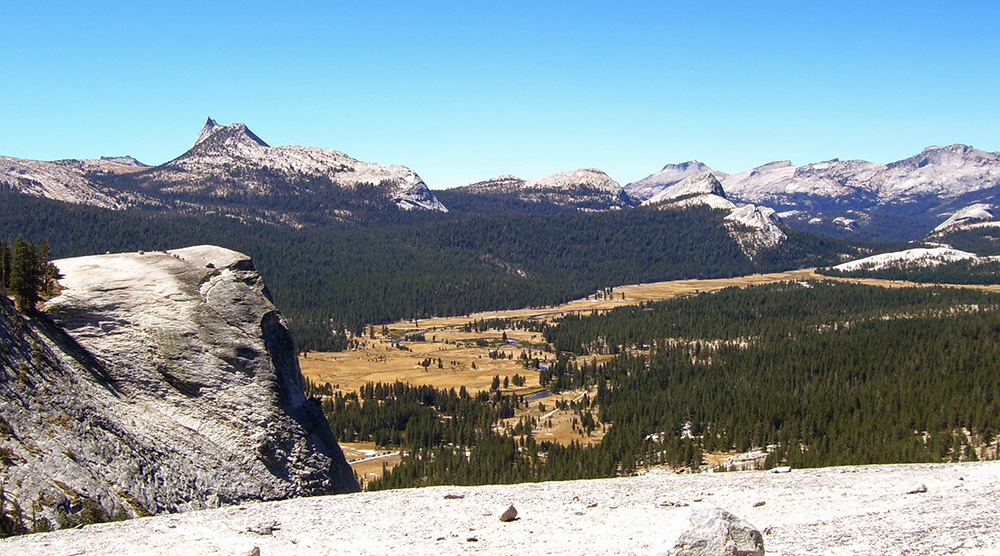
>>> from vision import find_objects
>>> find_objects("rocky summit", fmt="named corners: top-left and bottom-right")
top-left (0, 245), bottom-right (357, 532)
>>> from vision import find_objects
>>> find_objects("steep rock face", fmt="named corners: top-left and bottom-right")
top-left (641, 173), bottom-right (786, 257)
top-left (0, 245), bottom-right (357, 531)
top-left (643, 172), bottom-right (732, 208)
top-left (931, 203), bottom-right (995, 234)
top-left (724, 204), bottom-right (787, 256)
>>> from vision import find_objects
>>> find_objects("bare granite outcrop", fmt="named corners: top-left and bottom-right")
top-left (0, 245), bottom-right (358, 531)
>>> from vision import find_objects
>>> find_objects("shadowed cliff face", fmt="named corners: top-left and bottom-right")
top-left (0, 245), bottom-right (357, 532)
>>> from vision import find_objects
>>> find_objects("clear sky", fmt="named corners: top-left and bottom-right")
top-left (2, 1), bottom-right (998, 189)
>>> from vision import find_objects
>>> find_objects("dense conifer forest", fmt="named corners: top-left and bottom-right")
top-left (931, 227), bottom-right (1000, 256)
top-left (310, 282), bottom-right (1000, 489)
top-left (0, 190), bottom-right (850, 350)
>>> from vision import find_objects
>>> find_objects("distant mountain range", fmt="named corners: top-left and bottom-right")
top-left (0, 118), bottom-right (447, 225)
top-left (625, 145), bottom-right (1000, 241)
top-left (2, 119), bottom-right (998, 241)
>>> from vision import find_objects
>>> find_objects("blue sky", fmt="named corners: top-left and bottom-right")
top-left (2, 1), bottom-right (997, 189)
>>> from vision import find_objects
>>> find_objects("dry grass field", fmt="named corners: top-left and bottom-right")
top-left (300, 269), bottom-right (1000, 481)
top-left (300, 268), bottom-right (826, 395)
top-left (299, 328), bottom-right (551, 394)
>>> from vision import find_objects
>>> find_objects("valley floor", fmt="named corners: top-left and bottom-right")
top-left (3, 460), bottom-right (998, 555)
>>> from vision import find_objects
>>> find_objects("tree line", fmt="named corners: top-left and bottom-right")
top-left (0, 190), bottom-right (852, 350)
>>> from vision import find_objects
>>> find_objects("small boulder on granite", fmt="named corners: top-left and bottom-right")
top-left (907, 484), bottom-right (928, 494)
top-left (499, 505), bottom-right (518, 522)
top-left (664, 506), bottom-right (764, 556)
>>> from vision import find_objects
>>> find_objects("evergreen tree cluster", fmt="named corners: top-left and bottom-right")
top-left (316, 282), bottom-right (1000, 490)
top-left (0, 237), bottom-right (60, 313)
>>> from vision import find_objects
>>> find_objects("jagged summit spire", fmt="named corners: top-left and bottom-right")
top-left (194, 117), bottom-right (221, 148)
top-left (191, 117), bottom-right (269, 149)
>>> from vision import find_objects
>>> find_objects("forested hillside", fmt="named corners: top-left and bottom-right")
top-left (331, 282), bottom-right (1000, 489)
top-left (0, 190), bottom-right (852, 349)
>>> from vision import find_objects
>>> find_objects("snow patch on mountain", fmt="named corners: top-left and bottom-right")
top-left (931, 203), bottom-right (995, 234)
top-left (832, 247), bottom-right (980, 272)
top-left (625, 161), bottom-right (725, 202)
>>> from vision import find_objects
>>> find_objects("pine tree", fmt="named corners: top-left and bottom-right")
top-left (7, 237), bottom-right (59, 313)
top-left (0, 240), bottom-right (10, 290)
top-left (9, 236), bottom-right (40, 312)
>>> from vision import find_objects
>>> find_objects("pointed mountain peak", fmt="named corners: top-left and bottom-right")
top-left (194, 117), bottom-right (221, 147)
top-left (190, 119), bottom-right (269, 153)
top-left (192, 118), bottom-right (269, 150)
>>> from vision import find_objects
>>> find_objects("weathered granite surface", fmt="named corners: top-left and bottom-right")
top-left (2, 461), bottom-right (997, 555)
top-left (0, 245), bottom-right (357, 530)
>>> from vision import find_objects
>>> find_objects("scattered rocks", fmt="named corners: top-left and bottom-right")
top-left (660, 501), bottom-right (690, 508)
top-left (499, 505), bottom-right (519, 522)
top-left (907, 484), bottom-right (928, 494)
top-left (666, 506), bottom-right (765, 556)
top-left (242, 548), bottom-right (260, 556)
